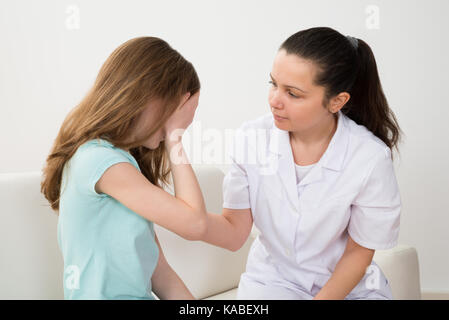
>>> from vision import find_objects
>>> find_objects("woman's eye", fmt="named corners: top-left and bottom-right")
top-left (288, 91), bottom-right (299, 98)
top-left (269, 81), bottom-right (300, 98)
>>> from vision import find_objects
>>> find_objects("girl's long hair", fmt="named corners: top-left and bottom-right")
top-left (41, 37), bottom-right (200, 212)
top-left (280, 27), bottom-right (401, 157)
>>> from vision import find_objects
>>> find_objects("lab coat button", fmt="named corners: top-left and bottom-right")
top-left (285, 248), bottom-right (291, 256)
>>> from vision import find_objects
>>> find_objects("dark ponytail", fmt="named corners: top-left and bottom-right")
top-left (280, 27), bottom-right (401, 157)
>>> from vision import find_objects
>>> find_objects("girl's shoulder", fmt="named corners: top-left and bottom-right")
top-left (78, 138), bottom-right (133, 158)
top-left (79, 138), bottom-right (118, 151)
top-left (64, 138), bottom-right (140, 197)
top-left (72, 138), bottom-right (139, 174)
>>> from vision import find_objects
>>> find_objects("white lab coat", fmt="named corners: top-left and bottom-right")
top-left (223, 111), bottom-right (401, 300)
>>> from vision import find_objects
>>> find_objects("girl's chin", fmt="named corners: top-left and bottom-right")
top-left (149, 138), bottom-right (166, 150)
top-left (143, 141), bottom-right (160, 150)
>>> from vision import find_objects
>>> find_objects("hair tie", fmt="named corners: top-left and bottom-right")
top-left (346, 35), bottom-right (358, 50)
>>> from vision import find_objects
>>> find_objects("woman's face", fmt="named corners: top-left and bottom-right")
top-left (268, 49), bottom-right (334, 133)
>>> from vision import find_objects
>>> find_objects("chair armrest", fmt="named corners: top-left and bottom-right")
top-left (373, 245), bottom-right (421, 299)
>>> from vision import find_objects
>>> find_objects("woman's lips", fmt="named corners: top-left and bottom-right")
top-left (273, 113), bottom-right (288, 121)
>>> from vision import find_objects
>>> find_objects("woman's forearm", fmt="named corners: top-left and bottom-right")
top-left (313, 246), bottom-right (374, 300)
top-left (201, 212), bottom-right (240, 251)
top-left (201, 209), bottom-right (253, 252)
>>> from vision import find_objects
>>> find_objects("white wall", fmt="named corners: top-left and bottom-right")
top-left (1, 0), bottom-right (448, 294)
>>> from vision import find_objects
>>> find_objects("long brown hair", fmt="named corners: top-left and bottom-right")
top-left (41, 37), bottom-right (200, 212)
top-left (280, 27), bottom-right (402, 157)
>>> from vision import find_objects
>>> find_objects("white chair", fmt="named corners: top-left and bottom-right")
top-left (0, 172), bottom-right (64, 299)
top-left (0, 167), bottom-right (421, 299)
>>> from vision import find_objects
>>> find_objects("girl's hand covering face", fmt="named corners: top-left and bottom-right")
top-left (164, 91), bottom-right (200, 138)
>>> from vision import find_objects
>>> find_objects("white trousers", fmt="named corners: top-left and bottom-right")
top-left (236, 272), bottom-right (393, 300)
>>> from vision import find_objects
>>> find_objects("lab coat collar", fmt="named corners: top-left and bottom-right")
top-left (317, 110), bottom-right (349, 172)
top-left (267, 111), bottom-right (349, 209)
top-left (269, 110), bottom-right (349, 171)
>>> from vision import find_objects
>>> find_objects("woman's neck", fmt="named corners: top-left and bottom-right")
top-left (289, 113), bottom-right (338, 165)
top-left (290, 113), bottom-right (338, 148)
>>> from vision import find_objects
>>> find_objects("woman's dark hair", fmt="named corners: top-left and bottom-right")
top-left (280, 27), bottom-right (401, 156)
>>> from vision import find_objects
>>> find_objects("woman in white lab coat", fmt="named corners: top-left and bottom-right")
top-left (200, 27), bottom-right (402, 300)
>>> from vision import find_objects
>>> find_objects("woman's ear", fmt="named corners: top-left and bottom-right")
top-left (329, 92), bottom-right (350, 114)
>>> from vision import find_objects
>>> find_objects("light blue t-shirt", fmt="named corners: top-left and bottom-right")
top-left (58, 138), bottom-right (159, 299)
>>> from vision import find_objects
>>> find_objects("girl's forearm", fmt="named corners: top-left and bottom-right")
top-left (153, 265), bottom-right (195, 300)
top-left (152, 233), bottom-right (196, 300)
top-left (313, 248), bottom-right (373, 300)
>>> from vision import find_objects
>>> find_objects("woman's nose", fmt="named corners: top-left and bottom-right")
top-left (269, 90), bottom-right (284, 110)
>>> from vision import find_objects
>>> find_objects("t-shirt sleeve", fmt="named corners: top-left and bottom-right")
top-left (222, 126), bottom-right (251, 210)
top-left (222, 156), bottom-right (251, 209)
top-left (348, 148), bottom-right (401, 250)
top-left (73, 145), bottom-right (136, 197)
